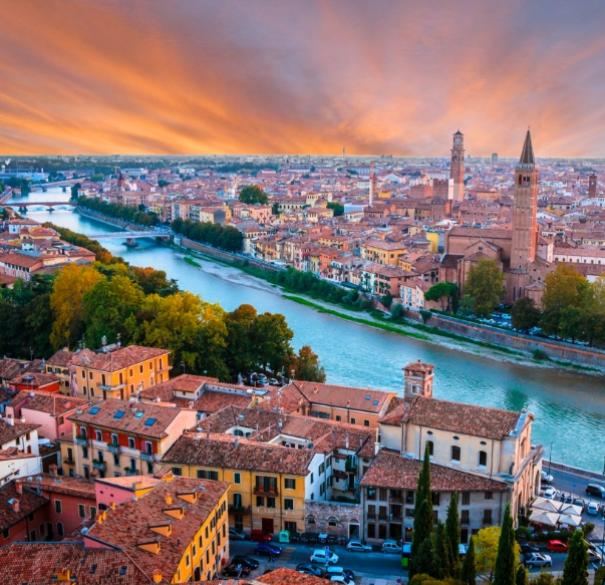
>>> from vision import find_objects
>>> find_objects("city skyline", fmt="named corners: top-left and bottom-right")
top-left (2, 0), bottom-right (605, 157)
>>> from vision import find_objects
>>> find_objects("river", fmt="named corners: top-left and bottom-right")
top-left (8, 189), bottom-right (605, 473)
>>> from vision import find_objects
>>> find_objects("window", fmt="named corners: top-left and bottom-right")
top-left (172, 467), bottom-right (183, 476)
top-left (267, 497), bottom-right (276, 509)
top-left (234, 472), bottom-right (241, 484)
top-left (431, 492), bottom-right (440, 506)
top-left (461, 510), bottom-right (470, 524)
top-left (484, 491), bottom-right (493, 500)
top-left (90, 507), bottom-right (96, 520)
top-left (426, 440), bottom-right (434, 456)
top-left (285, 478), bottom-right (296, 490)
top-left (310, 472), bottom-right (314, 484)
top-left (483, 509), bottom-right (492, 524)
top-left (335, 415), bottom-right (341, 422)
top-left (284, 498), bottom-right (294, 510)
top-left (82, 446), bottom-right (89, 459)
top-left (256, 496), bottom-right (264, 507)
top-left (128, 437), bottom-right (135, 449)
top-left (1, 528), bottom-right (8, 538)
top-left (367, 523), bottom-right (375, 539)
top-left (78, 504), bottom-right (85, 518)
top-left (364, 420), bottom-right (369, 427)
top-left (350, 417), bottom-right (356, 425)
top-left (57, 522), bottom-right (64, 537)
top-left (461, 492), bottom-right (470, 506)
top-left (478, 451), bottom-right (487, 466)
top-left (451, 445), bottom-right (461, 461)
top-left (55, 500), bottom-right (62, 514)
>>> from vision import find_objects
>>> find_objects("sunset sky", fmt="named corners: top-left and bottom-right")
top-left (1, 0), bottom-right (604, 157)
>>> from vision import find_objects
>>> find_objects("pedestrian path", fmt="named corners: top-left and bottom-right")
top-left (359, 576), bottom-right (406, 585)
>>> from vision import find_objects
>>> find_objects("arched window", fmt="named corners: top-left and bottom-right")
top-left (426, 440), bottom-right (434, 456)
top-left (451, 446), bottom-right (461, 461)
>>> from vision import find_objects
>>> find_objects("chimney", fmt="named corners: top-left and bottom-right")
top-left (165, 493), bottom-right (173, 505)
top-left (15, 482), bottom-right (23, 495)
top-left (11, 498), bottom-right (20, 513)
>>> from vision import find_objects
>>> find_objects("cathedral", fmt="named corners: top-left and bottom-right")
top-left (440, 130), bottom-right (552, 306)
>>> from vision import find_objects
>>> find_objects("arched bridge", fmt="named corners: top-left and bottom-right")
top-left (89, 231), bottom-right (173, 240)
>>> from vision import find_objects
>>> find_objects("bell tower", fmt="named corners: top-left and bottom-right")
top-left (588, 173), bottom-right (597, 199)
top-left (403, 361), bottom-right (434, 399)
top-left (450, 130), bottom-right (465, 202)
top-left (510, 130), bottom-right (538, 271)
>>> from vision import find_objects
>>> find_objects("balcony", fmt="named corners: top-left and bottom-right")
top-left (92, 459), bottom-right (106, 471)
top-left (344, 457), bottom-right (358, 473)
top-left (253, 485), bottom-right (279, 496)
top-left (229, 504), bottom-right (251, 515)
top-left (100, 383), bottom-right (125, 393)
top-left (75, 437), bottom-right (88, 447)
top-left (63, 457), bottom-right (75, 466)
top-left (140, 452), bottom-right (156, 463)
top-left (108, 444), bottom-right (120, 455)
top-left (92, 439), bottom-right (107, 450)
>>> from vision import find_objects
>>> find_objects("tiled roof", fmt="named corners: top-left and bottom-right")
top-left (10, 390), bottom-right (87, 417)
top-left (9, 372), bottom-right (60, 388)
top-left (162, 432), bottom-right (315, 476)
top-left (194, 391), bottom-right (251, 414)
top-left (360, 449), bottom-right (509, 492)
top-left (269, 381), bottom-right (394, 414)
top-left (87, 476), bottom-right (228, 583)
top-left (379, 395), bottom-right (521, 440)
top-left (259, 568), bottom-right (327, 585)
top-left (0, 419), bottom-right (39, 446)
top-left (46, 349), bottom-right (76, 368)
top-left (0, 542), bottom-right (149, 584)
top-left (0, 482), bottom-right (48, 531)
top-left (140, 374), bottom-right (214, 401)
top-left (19, 474), bottom-right (96, 500)
top-left (70, 345), bottom-right (170, 372)
top-left (68, 399), bottom-right (185, 439)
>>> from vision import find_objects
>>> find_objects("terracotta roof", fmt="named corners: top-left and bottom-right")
top-left (140, 374), bottom-right (215, 401)
top-left (0, 419), bottom-right (39, 447)
top-left (379, 395), bottom-right (521, 440)
top-left (360, 449), bottom-right (509, 492)
top-left (9, 372), bottom-right (61, 388)
top-left (68, 399), bottom-right (185, 439)
top-left (46, 349), bottom-right (76, 368)
top-left (0, 542), bottom-right (148, 584)
top-left (0, 482), bottom-right (48, 531)
top-left (9, 390), bottom-right (87, 417)
top-left (162, 433), bottom-right (315, 476)
top-left (19, 474), bottom-right (96, 500)
top-left (70, 345), bottom-right (170, 372)
top-left (194, 391), bottom-right (251, 414)
top-left (259, 568), bottom-right (327, 585)
top-left (87, 476), bottom-right (228, 583)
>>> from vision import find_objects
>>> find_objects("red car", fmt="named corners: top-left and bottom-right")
top-left (251, 529), bottom-right (273, 542)
top-left (547, 540), bottom-right (568, 553)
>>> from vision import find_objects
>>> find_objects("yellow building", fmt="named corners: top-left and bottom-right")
top-left (70, 345), bottom-right (171, 400)
top-left (163, 432), bottom-right (322, 536)
top-left (360, 239), bottom-right (407, 266)
top-left (84, 474), bottom-right (230, 583)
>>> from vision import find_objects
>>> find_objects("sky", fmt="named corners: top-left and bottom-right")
top-left (1, 0), bottom-right (605, 157)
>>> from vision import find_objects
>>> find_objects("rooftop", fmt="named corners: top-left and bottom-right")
top-left (70, 345), bottom-right (170, 372)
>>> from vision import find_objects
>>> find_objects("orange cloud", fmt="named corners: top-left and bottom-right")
top-left (0, 0), bottom-right (604, 156)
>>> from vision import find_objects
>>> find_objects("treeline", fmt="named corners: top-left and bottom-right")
top-left (45, 223), bottom-right (115, 263)
top-left (77, 196), bottom-right (160, 226)
top-left (171, 218), bottom-right (243, 252)
top-left (0, 258), bottom-right (323, 383)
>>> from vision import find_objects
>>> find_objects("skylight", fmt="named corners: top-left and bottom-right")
top-left (144, 417), bottom-right (157, 427)
top-left (113, 410), bottom-right (125, 419)
top-left (88, 406), bottom-right (100, 415)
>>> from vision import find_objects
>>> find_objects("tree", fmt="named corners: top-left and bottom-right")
top-left (493, 505), bottom-right (516, 585)
top-left (515, 565), bottom-right (528, 585)
top-left (561, 529), bottom-right (588, 585)
top-left (511, 297), bottom-right (541, 332)
top-left (460, 537), bottom-right (476, 585)
top-left (239, 185), bottom-right (268, 204)
top-left (474, 526), bottom-right (501, 578)
top-left (327, 201), bottom-right (344, 216)
top-left (411, 446), bottom-right (433, 576)
top-left (425, 282), bottom-right (459, 312)
top-left (50, 264), bottom-right (104, 349)
top-left (291, 346), bottom-right (326, 382)
top-left (381, 293), bottom-right (393, 308)
top-left (225, 304), bottom-right (259, 377)
top-left (445, 492), bottom-right (460, 573)
top-left (464, 259), bottom-right (505, 317)
top-left (431, 522), bottom-right (452, 579)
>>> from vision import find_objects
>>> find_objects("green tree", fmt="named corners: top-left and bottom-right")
top-left (445, 492), bottom-right (460, 573)
top-left (531, 575), bottom-right (557, 585)
top-left (561, 529), bottom-right (588, 585)
top-left (291, 346), bottom-right (326, 382)
top-left (474, 526), bottom-right (501, 578)
top-left (461, 537), bottom-right (476, 585)
top-left (515, 565), bottom-right (528, 585)
top-left (411, 446), bottom-right (433, 576)
top-left (327, 201), bottom-right (344, 216)
top-left (464, 259), bottom-right (505, 317)
top-left (511, 297), bottom-right (541, 332)
top-left (493, 505), bottom-right (515, 585)
top-left (431, 522), bottom-right (452, 579)
top-left (239, 185), bottom-right (269, 204)
top-left (225, 304), bottom-right (258, 377)
top-left (425, 282), bottom-right (459, 312)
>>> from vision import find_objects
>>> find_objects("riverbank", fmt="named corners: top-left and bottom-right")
top-left (176, 240), bottom-right (604, 376)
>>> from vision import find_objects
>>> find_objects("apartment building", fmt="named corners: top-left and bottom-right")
top-left (360, 239), bottom-right (407, 266)
top-left (70, 345), bottom-right (171, 400)
top-left (61, 399), bottom-right (196, 479)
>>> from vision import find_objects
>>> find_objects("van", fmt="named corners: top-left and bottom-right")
top-left (585, 483), bottom-right (605, 499)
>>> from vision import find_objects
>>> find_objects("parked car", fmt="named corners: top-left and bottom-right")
top-left (546, 540), bottom-right (568, 553)
top-left (230, 556), bottom-right (259, 571)
top-left (229, 527), bottom-right (249, 540)
top-left (251, 529), bottom-right (273, 542)
top-left (524, 553), bottom-right (552, 568)
top-left (586, 483), bottom-right (605, 499)
top-left (222, 562), bottom-right (251, 577)
top-left (542, 487), bottom-right (557, 499)
top-left (586, 501), bottom-right (600, 515)
top-left (325, 566), bottom-right (355, 580)
top-left (296, 563), bottom-right (325, 577)
top-left (254, 542), bottom-right (282, 557)
top-left (573, 497), bottom-right (586, 511)
top-left (382, 539), bottom-right (401, 553)
top-left (345, 539), bottom-right (372, 552)
top-left (330, 577), bottom-right (354, 585)
top-left (310, 548), bottom-right (339, 565)
top-left (541, 470), bottom-right (554, 484)
top-left (300, 532), bottom-right (320, 544)
top-left (520, 542), bottom-right (540, 554)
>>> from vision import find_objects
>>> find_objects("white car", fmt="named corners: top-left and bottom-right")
top-left (542, 486), bottom-right (557, 499)
top-left (381, 539), bottom-right (401, 553)
top-left (587, 501), bottom-right (600, 515)
top-left (310, 549), bottom-right (339, 565)
top-left (345, 539), bottom-right (372, 552)
top-left (330, 578), bottom-right (354, 585)
top-left (541, 470), bottom-right (554, 484)
top-left (524, 552), bottom-right (552, 568)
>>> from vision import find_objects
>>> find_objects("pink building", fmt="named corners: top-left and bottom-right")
top-left (95, 475), bottom-right (162, 510)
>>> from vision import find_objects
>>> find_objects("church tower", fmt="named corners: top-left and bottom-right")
top-left (588, 173), bottom-right (597, 198)
top-left (510, 130), bottom-right (539, 271)
top-left (450, 130), bottom-right (465, 202)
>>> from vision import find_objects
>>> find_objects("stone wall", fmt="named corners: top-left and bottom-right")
top-left (304, 500), bottom-right (362, 539)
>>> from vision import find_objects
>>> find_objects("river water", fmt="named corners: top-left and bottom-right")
top-left (9, 189), bottom-right (605, 472)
